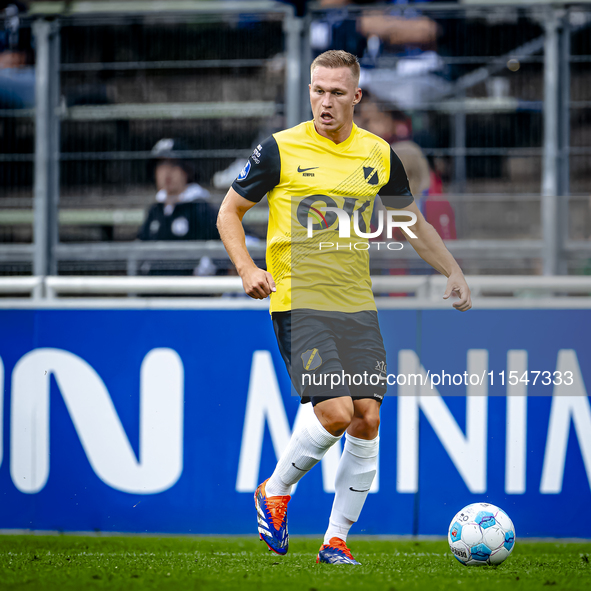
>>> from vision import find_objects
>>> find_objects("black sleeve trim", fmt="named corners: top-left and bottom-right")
top-left (232, 183), bottom-right (253, 201)
top-left (231, 135), bottom-right (281, 203)
top-left (379, 148), bottom-right (414, 209)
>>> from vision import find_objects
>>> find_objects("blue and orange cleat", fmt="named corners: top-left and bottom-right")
top-left (254, 479), bottom-right (290, 555)
top-left (317, 537), bottom-right (361, 565)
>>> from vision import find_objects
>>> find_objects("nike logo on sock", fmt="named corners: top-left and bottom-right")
top-left (349, 487), bottom-right (370, 492)
top-left (292, 462), bottom-right (306, 471)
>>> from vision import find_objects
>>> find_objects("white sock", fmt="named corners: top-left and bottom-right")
top-left (265, 412), bottom-right (342, 497)
top-left (324, 432), bottom-right (379, 544)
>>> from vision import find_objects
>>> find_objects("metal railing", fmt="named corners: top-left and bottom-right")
top-left (2, 275), bottom-right (591, 306)
top-left (3, 237), bottom-right (591, 266)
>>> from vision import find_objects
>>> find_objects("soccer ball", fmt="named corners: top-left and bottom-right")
top-left (448, 502), bottom-right (515, 566)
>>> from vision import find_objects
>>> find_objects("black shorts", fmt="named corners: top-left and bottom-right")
top-left (272, 309), bottom-right (388, 406)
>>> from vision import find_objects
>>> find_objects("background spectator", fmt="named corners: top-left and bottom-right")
top-left (392, 140), bottom-right (456, 241)
top-left (138, 138), bottom-right (219, 242)
top-left (0, 1), bottom-right (35, 109)
top-left (311, 0), bottom-right (452, 109)
top-left (138, 138), bottom-right (220, 276)
top-left (354, 89), bottom-right (412, 144)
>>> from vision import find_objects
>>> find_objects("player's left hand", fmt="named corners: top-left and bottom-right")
top-left (443, 273), bottom-right (472, 311)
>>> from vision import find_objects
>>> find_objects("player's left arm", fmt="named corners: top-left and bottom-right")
top-left (386, 201), bottom-right (472, 311)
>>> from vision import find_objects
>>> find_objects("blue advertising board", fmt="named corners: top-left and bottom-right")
top-left (0, 308), bottom-right (590, 538)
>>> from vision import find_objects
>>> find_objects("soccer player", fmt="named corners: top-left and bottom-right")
top-left (217, 50), bottom-right (471, 565)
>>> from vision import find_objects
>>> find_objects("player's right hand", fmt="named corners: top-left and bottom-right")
top-left (241, 267), bottom-right (276, 299)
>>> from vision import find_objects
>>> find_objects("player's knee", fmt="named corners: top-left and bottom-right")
top-left (314, 400), bottom-right (354, 436)
top-left (350, 409), bottom-right (380, 439)
top-left (325, 411), bottom-right (354, 436)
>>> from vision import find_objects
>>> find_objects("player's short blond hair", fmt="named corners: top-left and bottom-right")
top-left (310, 50), bottom-right (360, 86)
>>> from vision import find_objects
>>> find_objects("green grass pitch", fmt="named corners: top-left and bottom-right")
top-left (0, 535), bottom-right (589, 591)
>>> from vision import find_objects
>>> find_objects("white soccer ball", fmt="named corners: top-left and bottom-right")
top-left (448, 502), bottom-right (516, 566)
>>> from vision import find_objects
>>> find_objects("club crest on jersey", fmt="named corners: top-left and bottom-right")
top-left (237, 160), bottom-right (251, 181)
top-left (364, 166), bottom-right (379, 185)
top-left (301, 348), bottom-right (322, 371)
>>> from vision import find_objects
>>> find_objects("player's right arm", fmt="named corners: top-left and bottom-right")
top-left (217, 187), bottom-right (276, 299)
top-left (217, 136), bottom-right (281, 299)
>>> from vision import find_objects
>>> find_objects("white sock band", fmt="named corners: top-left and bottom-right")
top-left (324, 433), bottom-right (379, 544)
top-left (265, 412), bottom-right (342, 497)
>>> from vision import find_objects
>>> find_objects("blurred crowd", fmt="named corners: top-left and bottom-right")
top-left (3, 0), bottom-right (566, 276)
top-left (0, 1), bottom-right (34, 109)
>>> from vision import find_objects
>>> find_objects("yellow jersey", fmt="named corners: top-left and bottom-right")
top-left (232, 120), bottom-right (413, 313)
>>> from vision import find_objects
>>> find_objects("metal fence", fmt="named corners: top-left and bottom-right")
top-left (1, 1), bottom-right (298, 276)
top-left (308, 1), bottom-right (591, 276)
top-left (3, 274), bottom-right (591, 306)
top-left (1, 1), bottom-right (591, 279)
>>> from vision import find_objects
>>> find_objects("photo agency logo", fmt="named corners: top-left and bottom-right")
top-left (296, 195), bottom-right (417, 251)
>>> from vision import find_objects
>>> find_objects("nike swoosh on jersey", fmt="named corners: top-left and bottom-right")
top-left (349, 487), bottom-right (370, 492)
top-left (297, 166), bottom-right (319, 173)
